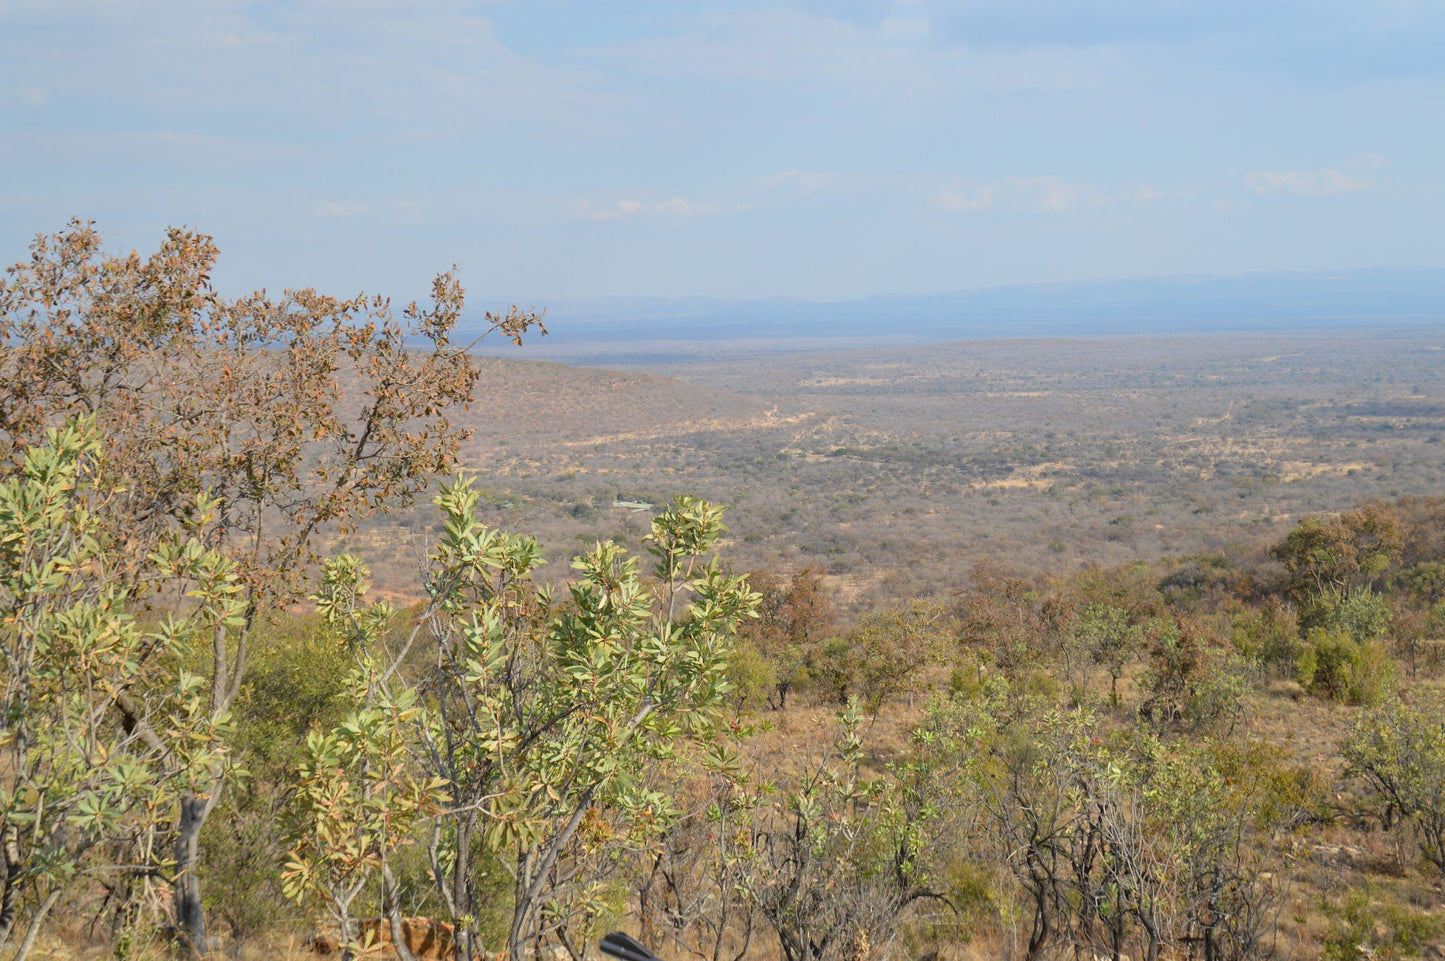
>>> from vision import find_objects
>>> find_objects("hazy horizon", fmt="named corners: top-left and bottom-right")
top-left (6, 1), bottom-right (1445, 311)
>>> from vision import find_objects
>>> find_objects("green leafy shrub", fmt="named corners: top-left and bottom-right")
top-left (284, 487), bottom-right (760, 961)
top-left (1138, 617), bottom-right (1247, 733)
top-left (927, 692), bottom-right (1298, 961)
top-left (723, 636), bottom-right (776, 714)
top-left (1301, 587), bottom-right (1392, 645)
top-left (742, 701), bottom-right (949, 961)
top-left (814, 602), bottom-right (950, 711)
top-left (1231, 600), bottom-right (1302, 678)
top-left (0, 420), bottom-right (241, 960)
top-left (1296, 628), bottom-right (1396, 705)
top-left (1321, 887), bottom-right (1445, 961)
top-left (1343, 693), bottom-right (1445, 875)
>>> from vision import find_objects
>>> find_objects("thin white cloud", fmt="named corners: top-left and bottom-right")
top-left (881, 0), bottom-right (931, 43)
top-left (1244, 155), bottom-right (1387, 196)
top-left (1244, 169), bottom-right (1367, 195)
top-left (760, 170), bottom-right (844, 190)
top-left (0, 0), bottom-right (610, 142)
top-left (586, 195), bottom-right (720, 220)
top-left (586, 199), bottom-right (643, 221)
top-left (594, 8), bottom-right (1116, 95)
top-left (935, 175), bottom-right (1106, 213)
top-left (315, 201), bottom-right (366, 217)
top-left (656, 196), bottom-right (718, 216)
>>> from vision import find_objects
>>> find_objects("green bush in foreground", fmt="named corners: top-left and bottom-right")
top-left (283, 483), bottom-right (759, 961)
top-left (1344, 692), bottom-right (1445, 876)
top-left (0, 421), bottom-right (241, 961)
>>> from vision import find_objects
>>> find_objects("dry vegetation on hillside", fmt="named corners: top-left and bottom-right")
top-left (8, 224), bottom-right (1445, 961)
top-left (348, 329), bottom-right (1445, 606)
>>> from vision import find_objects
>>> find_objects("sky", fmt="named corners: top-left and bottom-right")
top-left (3, 0), bottom-right (1445, 305)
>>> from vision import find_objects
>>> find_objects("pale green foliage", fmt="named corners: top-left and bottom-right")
top-left (1301, 587), bottom-right (1392, 645)
top-left (1138, 618), bottom-right (1248, 733)
top-left (1343, 693), bottom-right (1445, 875)
top-left (1320, 886), bottom-right (1445, 961)
top-left (434, 488), bottom-right (755, 958)
top-left (289, 482), bottom-right (758, 960)
top-left (1073, 603), bottom-right (1144, 705)
top-left (1296, 628), bottom-right (1396, 705)
top-left (635, 698), bottom-right (962, 961)
top-left (1274, 504), bottom-right (1403, 611)
top-left (283, 556), bottom-right (446, 954)
top-left (284, 673), bottom-right (445, 947)
top-left (1230, 601), bottom-right (1301, 679)
top-left (927, 688), bottom-right (1302, 961)
top-left (0, 420), bottom-right (240, 957)
top-left (816, 601), bottom-right (950, 711)
top-left (740, 700), bottom-right (946, 961)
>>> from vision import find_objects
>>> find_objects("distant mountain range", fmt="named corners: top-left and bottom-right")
top-left (468, 267), bottom-right (1445, 356)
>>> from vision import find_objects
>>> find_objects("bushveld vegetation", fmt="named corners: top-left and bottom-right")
top-left (2, 224), bottom-right (1445, 961)
top-left (442, 328), bottom-right (1445, 608)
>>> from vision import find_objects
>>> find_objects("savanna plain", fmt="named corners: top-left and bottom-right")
top-left (7, 227), bottom-right (1445, 961)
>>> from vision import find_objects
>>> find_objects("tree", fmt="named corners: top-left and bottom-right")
top-left (0, 220), bottom-right (543, 952)
top-left (0, 420), bottom-right (240, 960)
top-left (931, 690), bottom-right (1301, 961)
top-left (630, 734), bottom-right (762, 961)
top-left (737, 567), bottom-right (834, 710)
top-left (954, 561), bottom-right (1071, 685)
top-left (1295, 627), bottom-right (1396, 706)
top-left (1273, 504), bottom-right (1403, 632)
top-left (1343, 693), bottom-right (1445, 875)
top-left (743, 701), bottom-right (948, 961)
top-left (816, 601), bottom-right (950, 712)
top-left (1138, 617), bottom-right (1246, 735)
top-left (1273, 503), bottom-right (1403, 600)
top-left (284, 666), bottom-right (445, 961)
top-left (307, 486), bottom-right (757, 961)
top-left (1073, 603), bottom-right (1144, 706)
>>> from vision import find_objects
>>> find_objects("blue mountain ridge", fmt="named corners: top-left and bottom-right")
top-left (463, 267), bottom-right (1445, 349)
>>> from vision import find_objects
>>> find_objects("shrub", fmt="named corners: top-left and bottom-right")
top-left (737, 567), bottom-right (834, 710)
top-left (285, 488), bottom-right (760, 961)
top-left (1300, 587), bottom-right (1392, 644)
top-left (1138, 617), bottom-right (1247, 733)
top-left (814, 602), bottom-right (950, 711)
top-left (1073, 603), bottom-right (1143, 706)
top-left (1231, 599), bottom-right (1301, 678)
top-left (1295, 629), bottom-right (1396, 706)
top-left (1321, 887), bottom-right (1445, 961)
top-left (1343, 692), bottom-right (1445, 875)
top-left (0, 421), bottom-right (241, 959)
top-left (723, 636), bottom-right (776, 714)
top-left (204, 616), bottom-right (356, 943)
top-left (743, 701), bottom-right (949, 961)
top-left (931, 694), bottom-right (1298, 961)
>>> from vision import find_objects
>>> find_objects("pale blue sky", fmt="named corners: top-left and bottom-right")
top-left (3, 1), bottom-right (1444, 303)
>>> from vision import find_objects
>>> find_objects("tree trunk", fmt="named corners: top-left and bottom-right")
top-left (339, 910), bottom-right (356, 961)
top-left (451, 815), bottom-right (476, 961)
top-left (508, 788), bottom-right (597, 961)
top-left (174, 612), bottom-right (245, 958)
top-left (0, 821), bottom-right (24, 948)
top-left (14, 888), bottom-right (63, 961)
top-left (383, 864), bottom-right (417, 961)
top-left (174, 795), bottom-right (209, 956)
top-left (508, 849), bottom-right (536, 961)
